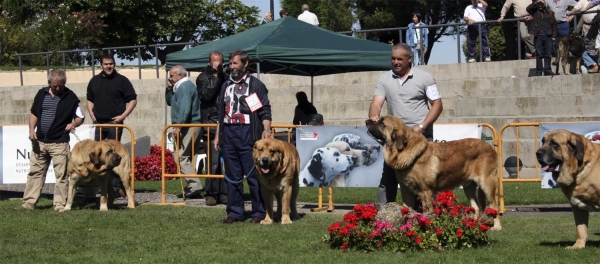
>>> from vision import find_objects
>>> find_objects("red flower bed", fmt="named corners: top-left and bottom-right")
top-left (134, 145), bottom-right (177, 181)
top-left (323, 191), bottom-right (498, 252)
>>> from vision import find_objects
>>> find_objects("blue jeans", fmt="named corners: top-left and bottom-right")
top-left (411, 47), bottom-right (424, 66)
top-left (221, 125), bottom-right (265, 220)
top-left (557, 22), bottom-right (570, 37)
top-left (467, 25), bottom-right (490, 60)
top-left (535, 35), bottom-right (553, 75)
top-left (582, 50), bottom-right (598, 67)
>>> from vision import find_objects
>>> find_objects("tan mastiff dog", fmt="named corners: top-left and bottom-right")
top-left (64, 139), bottom-right (134, 211)
top-left (366, 115), bottom-right (501, 230)
top-left (537, 129), bottom-right (600, 249)
top-left (252, 138), bottom-right (300, 224)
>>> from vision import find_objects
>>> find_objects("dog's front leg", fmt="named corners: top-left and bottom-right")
top-left (568, 206), bottom-right (589, 249)
top-left (97, 176), bottom-right (109, 211)
top-left (64, 173), bottom-right (80, 211)
top-left (280, 186), bottom-right (293, 224)
top-left (120, 173), bottom-right (135, 209)
top-left (260, 185), bottom-right (274, 225)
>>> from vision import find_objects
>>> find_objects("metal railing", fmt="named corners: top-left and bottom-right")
top-left (12, 9), bottom-right (599, 86)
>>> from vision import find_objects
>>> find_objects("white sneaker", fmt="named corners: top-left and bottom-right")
top-left (467, 59), bottom-right (476, 63)
top-left (484, 57), bottom-right (491, 62)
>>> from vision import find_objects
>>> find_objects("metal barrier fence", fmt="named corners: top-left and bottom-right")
top-left (158, 124), bottom-right (298, 206)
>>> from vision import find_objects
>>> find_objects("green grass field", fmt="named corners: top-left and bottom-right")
top-left (1, 181), bottom-right (597, 263)
top-left (137, 180), bottom-right (570, 206)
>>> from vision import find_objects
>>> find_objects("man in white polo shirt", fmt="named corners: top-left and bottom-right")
top-left (464, 0), bottom-right (491, 63)
top-left (369, 43), bottom-right (443, 207)
top-left (297, 4), bottom-right (319, 26)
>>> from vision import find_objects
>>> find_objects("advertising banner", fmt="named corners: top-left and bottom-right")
top-left (296, 124), bottom-right (482, 188)
top-left (0, 125), bottom-right (95, 184)
top-left (538, 122), bottom-right (600, 189)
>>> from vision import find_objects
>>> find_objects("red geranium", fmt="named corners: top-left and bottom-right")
top-left (456, 229), bottom-right (463, 238)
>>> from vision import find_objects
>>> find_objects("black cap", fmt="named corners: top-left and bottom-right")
top-left (308, 114), bottom-right (324, 125)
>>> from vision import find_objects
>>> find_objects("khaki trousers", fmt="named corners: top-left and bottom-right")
top-left (520, 20), bottom-right (536, 57)
top-left (176, 126), bottom-right (203, 192)
top-left (22, 141), bottom-right (70, 209)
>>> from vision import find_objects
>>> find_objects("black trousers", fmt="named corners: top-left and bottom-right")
top-left (203, 128), bottom-right (227, 198)
top-left (379, 133), bottom-right (433, 207)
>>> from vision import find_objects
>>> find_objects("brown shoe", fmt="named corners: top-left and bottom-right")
top-left (205, 196), bottom-right (217, 206)
top-left (220, 217), bottom-right (242, 224)
top-left (589, 65), bottom-right (599, 73)
top-left (249, 217), bottom-right (263, 224)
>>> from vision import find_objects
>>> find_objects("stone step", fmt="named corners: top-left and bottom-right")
top-left (436, 73), bottom-right (600, 99)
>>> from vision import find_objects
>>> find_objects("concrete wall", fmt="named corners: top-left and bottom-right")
top-left (2, 59), bottom-right (598, 175)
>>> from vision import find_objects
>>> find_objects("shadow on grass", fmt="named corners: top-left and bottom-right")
top-left (0, 190), bottom-right (53, 201)
top-left (300, 204), bottom-right (355, 211)
top-left (539, 240), bottom-right (600, 248)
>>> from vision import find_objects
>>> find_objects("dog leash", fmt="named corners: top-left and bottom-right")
top-left (218, 146), bottom-right (256, 184)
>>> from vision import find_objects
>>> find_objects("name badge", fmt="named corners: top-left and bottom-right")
top-left (245, 93), bottom-right (263, 112)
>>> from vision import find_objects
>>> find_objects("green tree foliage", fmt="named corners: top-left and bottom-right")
top-left (0, 0), bottom-right (259, 66)
top-left (281, 0), bottom-right (355, 32)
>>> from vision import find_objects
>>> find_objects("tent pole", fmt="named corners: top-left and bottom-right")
top-left (311, 75), bottom-right (314, 103)
top-left (257, 62), bottom-right (260, 79)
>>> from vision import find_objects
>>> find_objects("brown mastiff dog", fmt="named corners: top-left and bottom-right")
top-left (536, 129), bottom-right (600, 249)
top-left (366, 115), bottom-right (501, 230)
top-left (64, 139), bottom-right (135, 211)
top-left (252, 138), bottom-right (300, 224)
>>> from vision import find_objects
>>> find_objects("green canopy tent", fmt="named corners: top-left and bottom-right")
top-left (166, 17), bottom-right (393, 102)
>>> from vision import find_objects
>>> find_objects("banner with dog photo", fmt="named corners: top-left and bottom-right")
top-left (296, 124), bottom-right (481, 188)
top-left (538, 122), bottom-right (600, 189)
top-left (0, 125), bottom-right (95, 184)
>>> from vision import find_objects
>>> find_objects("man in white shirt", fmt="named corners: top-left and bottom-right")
top-left (297, 4), bottom-right (319, 26)
top-left (464, 0), bottom-right (491, 62)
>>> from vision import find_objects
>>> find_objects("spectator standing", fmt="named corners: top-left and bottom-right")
top-left (406, 12), bottom-right (429, 66)
top-left (214, 50), bottom-right (271, 224)
top-left (16, 69), bottom-right (84, 211)
top-left (465, 0), bottom-right (492, 63)
top-left (369, 43), bottom-right (443, 207)
top-left (86, 53), bottom-right (137, 196)
top-left (279, 9), bottom-right (288, 18)
top-left (165, 65), bottom-right (204, 199)
top-left (261, 12), bottom-right (273, 25)
top-left (298, 4), bottom-right (319, 26)
top-left (499, 0), bottom-right (537, 59)
top-left (546, 0), bottom-right (577, 37)
top-left (569, 0), bottom-right (600, 37)
top-left (527, 0), bottom-right (558, 76)
top-left (196, 51), bottom-right (228, 205)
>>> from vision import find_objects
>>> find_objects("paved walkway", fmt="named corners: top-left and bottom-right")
top-left (0, 184), bottom-right (584, 216)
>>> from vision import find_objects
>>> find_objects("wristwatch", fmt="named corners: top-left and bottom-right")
top-left (418, 124), bottom-right (424, 129)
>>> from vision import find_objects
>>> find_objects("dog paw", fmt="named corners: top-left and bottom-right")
top-left (260, 219), bottom-right (273, 225)
top-left (490, 226), bottom-right (502, 231)
top-left (99, 206), bottom-right (108, 212)
top-left (281, 217), bottom-right (293, 224)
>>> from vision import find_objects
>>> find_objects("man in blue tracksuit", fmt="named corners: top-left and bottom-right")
top-left (214, 50), bottom-right (271, 224)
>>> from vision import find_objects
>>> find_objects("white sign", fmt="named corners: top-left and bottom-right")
top-left (0, 125), bottom-right (95, 184)
top-left (433, 124), bottom-right (482, 142)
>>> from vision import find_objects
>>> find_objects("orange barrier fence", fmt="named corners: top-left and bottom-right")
top-left (157, 124), bottom-right (308, 206)
top-left (497, 122), bottom-right (541, 213)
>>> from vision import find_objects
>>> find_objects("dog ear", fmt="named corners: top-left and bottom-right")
top-left (89, 148), bottom-right (101, 166)
top-left (568, 134), bottom-right (584, 165)
top-left (391, 129), bottom-right (407, 152)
